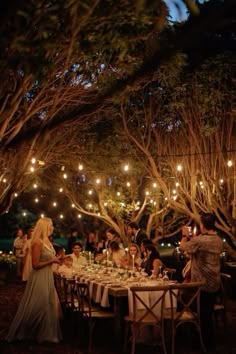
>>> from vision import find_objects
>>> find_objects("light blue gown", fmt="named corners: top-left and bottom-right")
top-left (6, 244), bottom-right (62, 343)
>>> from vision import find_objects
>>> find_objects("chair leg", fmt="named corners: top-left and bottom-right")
top-left (123, 322), bottom-right (129, 353)
top-left (130, 324), bottom-right (136, 354)
top-left (198, 326), bottom-right (207, 353)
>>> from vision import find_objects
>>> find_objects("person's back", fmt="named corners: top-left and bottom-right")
top-left (180, 213), bottom-right (223, 349)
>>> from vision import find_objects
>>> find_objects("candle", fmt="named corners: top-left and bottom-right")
top-left (106, 250), bottom-right (109, 264)
top-left (89, 251), bottom-right (91, 264)
top-left (132, 254), bottom-right (135, 271)
top-left (193, 226), bottom-right (197, 236)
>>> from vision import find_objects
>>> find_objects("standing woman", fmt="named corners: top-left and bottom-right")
top-left (7, 217), bottom-right (62, 343)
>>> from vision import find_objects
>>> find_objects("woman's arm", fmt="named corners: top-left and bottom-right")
top-left (152, 258), bottom-right (162, 276)
top-left (32, 240), bottom-right (60, 270)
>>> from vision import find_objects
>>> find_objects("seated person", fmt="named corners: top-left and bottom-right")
top-left (95, 240), bottom-right (126, 265)
top-left (85, 230), bottom-right (97, 253)
top-left (109, 241), bottom-right (126, 267)
top-left (58, 256), bottom-right (74, 278)
top-left (142, 244), bottom-right (163, 276)
top-left (120, 243), bottom-right (142, 270)
top-left (70, 242), bottom-right (87, 268)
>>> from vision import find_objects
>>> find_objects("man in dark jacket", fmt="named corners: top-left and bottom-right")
top-left (127, 222), bottom-right (148, 247)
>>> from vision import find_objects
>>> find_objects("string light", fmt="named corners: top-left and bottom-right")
top-left (117, 192), bottom-right (121, 196)
top-left (59, 214), bottom-right (64, 219)
top-left (96, 178), bottom-right (101, 184)
top-left (63, 173), bottom-right (67, 179)
top-left (33, 184), bottom-right (38, 189)
top-left (14, 193), bottom-right (18, 197)
top-left (77, 214), bottom-right (82, 218)
top-left (53, 202), bottom-right (57, 207)
top-left (126, 182), bottom-right (131, 187)
top-left (30, 166), bottom-right (35, 172)
top-left (123, 164), bottom-right (129, 172)
top-left (227, 160), bottom-right (233, 167)
top-left (78, 164), bottom-right (83, 170)
top-left (177, 164), bottom-right (182, 172)
top-left (59, 188), bottom-right (63, 192)
top-left (40, 214), bottom-right (45, 218)
top-left (71, 204), bottom-right (75, 208)
top-left (31, 158), bottom-right (36, 164)
top-left (153, 182), bottom-right (157, 188)
top-left (35, 198), bottom-right (39, 203)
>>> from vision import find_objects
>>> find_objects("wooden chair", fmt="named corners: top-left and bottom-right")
top-left (123, 284), bottom-right (171, 354)
top-left (213, 272), bottom-right (231, 330)
top-left (163, 281), bottom-right (206, 354)
top-left (75, 281), bottom-right (115, 353)
top-left (54, 272), bottom-right (65, 309)
top-left (164, 267), bottom-right (176, 280)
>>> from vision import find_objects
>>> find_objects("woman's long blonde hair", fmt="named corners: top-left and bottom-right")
top-left (31, 217), bottom-right (53, 243)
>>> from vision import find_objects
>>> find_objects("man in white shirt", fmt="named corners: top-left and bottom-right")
top-left (70, 242), bottom-right (87, 269)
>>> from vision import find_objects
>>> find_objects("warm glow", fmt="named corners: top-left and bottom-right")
top-left (59, 188), bottom-right (63, 193)
top-left (145, 191), bottom-right (149, 196)
top-left (152, 182), bottom-right (157, 188)
top-left (117, 192), bottom-right (121, 196)
top-left (77, 214), bottom-right (82, 218)
top-left (22, 212), bottom-right (27, 216)
top-left (96, 178), bottom-right (101, 184)
top-left (104, 202), bottom-right (108, 206)
top-left (78, 164), bottom-right (83, 170)
top-left (88, 203), bottom-right (92, 209)
top-left (2, 178), bottom-right (7, 183)
top-left (123, 164), bottom-right (129, 172)
top-left (35, 198), bottom-right (39, 203)
top-left (126, 182), bottom-right (131, 187)
top-left (33, 184), bottom-right (38, 189)
top-left (59, 214), bottom-right (64, 219)
top-left (53, 202), bottom-right (57, 207)
top-left (172, 189), bottom-right (177, 194)
top-left (177, 164), bottom-right (182, 172)
top-left (30, 166), bottom-right (35, 172)
top-left (71, 204), bottom-right (75, 208)
top-left (63, 173), bottom-right (67, 179)
top-left (176, 182), bottom-right (180, 187)
top-left (31, 158), bottom-right (36, 164)
top-left (88, 190), bottom-right (93, 195)
top-left (227, 160), bottom-right (233, 167)
top-left (40, 214), bottom-right (45, 218)
top-left (14, 193), bottom-right (18, 197)
top-left (219, 179), bottom-right (224, 184)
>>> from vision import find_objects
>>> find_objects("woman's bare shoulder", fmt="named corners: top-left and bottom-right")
top-left (32, 239), bottom-right (43, 247)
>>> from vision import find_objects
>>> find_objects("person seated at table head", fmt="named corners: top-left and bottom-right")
top-left (143, 243), bottom-right (163, 277)
top-left (70, 241), bottom-right (87, 268)
top-left (120, 243), bottom-right (142, 270)
top-left (109, 240), bottom-right (126, 267)
top-left (58, 255), bottom-right (74, 278)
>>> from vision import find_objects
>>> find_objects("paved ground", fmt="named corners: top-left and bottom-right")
top-left (1, 280), bottom-right (236, 354)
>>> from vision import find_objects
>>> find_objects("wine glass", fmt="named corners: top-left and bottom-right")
top-left (158, 266), bottom-right (163, 279)
top-left (162, 270), bottom-right (169, 281)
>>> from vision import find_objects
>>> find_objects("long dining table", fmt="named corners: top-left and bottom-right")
top-left (69, 263), bottom-right (177, 342)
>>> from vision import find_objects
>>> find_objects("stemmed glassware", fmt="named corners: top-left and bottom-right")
top-left (158, 266), bottom-right (163, 280)
top-left (162, 270), bottom-right (169, 281)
